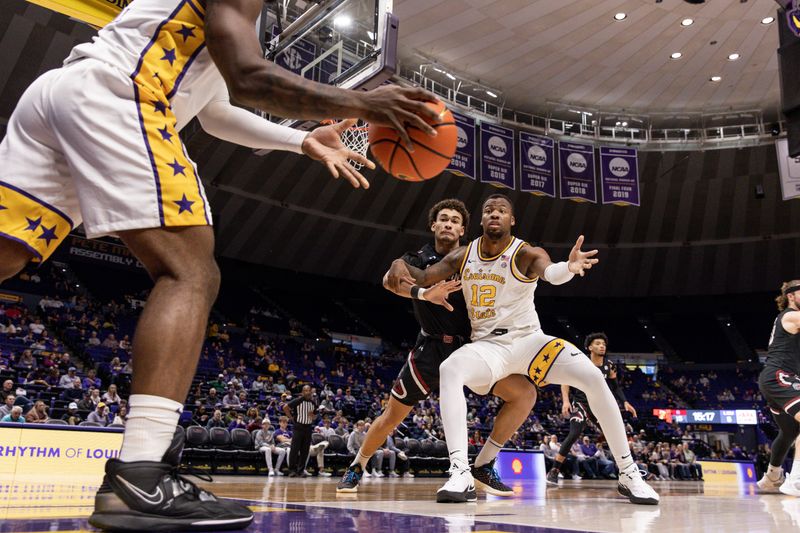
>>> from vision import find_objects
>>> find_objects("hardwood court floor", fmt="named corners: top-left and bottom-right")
top-left (1, 474), bottom-right (799, 532)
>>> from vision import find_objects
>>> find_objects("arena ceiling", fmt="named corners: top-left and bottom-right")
top-left (395, 0), bottom-right (783, 120)
top-left (1, 2), bottom-right (798, 297)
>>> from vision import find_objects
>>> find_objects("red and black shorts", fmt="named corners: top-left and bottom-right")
top-left (391, 334), bottom-right (465, 406)
top-left (569, 400), bottom-right (597, 426)
top-left (759, 366), bottom-right (800, 418)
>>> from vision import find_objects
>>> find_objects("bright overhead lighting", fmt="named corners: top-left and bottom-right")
top-left (710, 75), bottom-right (722, 82)
top-left (622, 122), bottom-right (628, 127)
top-left (614, 13), bottom-right (627, 21)
top-left (333, 15), bottom-right (351, 27)
top-left (681, 18), bottom-right (694, 27)
top-left (761, 16), bottom-right (775, 25)
top-left (670, 52), bottom-right (683, 60)
top-left (445, 72), bottom-right (456, 81)
top-left (433, 67), bottom-right (444, 73)
top-left (727, 52), bottom-right (740, 61)
top-left (485, 90), bottom-right (497, 98)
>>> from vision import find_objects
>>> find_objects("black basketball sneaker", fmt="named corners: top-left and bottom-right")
top-left (471, 459), bottom-right (513, 496)
top-left (336, 463), bottom-right (364, 493)
top-left (88, 429), bottom-right (253, 531)
top-left (546, 468), bottom-right (560, 486)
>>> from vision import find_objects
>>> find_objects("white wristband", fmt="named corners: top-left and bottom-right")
top-left (543, 262), bottom-right (574, 285)
top-left (417, 288), bottom-right (427, 301)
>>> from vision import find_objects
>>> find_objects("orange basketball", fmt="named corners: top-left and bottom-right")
top-left (368, 100), bottom-right (457, 182)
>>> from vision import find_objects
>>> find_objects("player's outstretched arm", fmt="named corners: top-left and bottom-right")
top-left (515, 236), bottom-right (599, 284)
top-left (205, 0), bottom-right (441, 148)
top-left (382, 246), bottom-right (466, 293)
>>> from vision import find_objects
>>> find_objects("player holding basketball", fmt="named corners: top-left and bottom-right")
top-left (394, 194), bottom-right (659, 505)
top-left (0, 0), bottom-right (440, 530)
top-left (337, 199), bottom-right (538, 496)
top-left (546, 332), bottom-right (637, 485)
top-left (757, 280), bottom-right (800, 496)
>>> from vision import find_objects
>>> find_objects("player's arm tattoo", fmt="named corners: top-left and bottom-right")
top-left (404, 246), bottom-right (465, 287)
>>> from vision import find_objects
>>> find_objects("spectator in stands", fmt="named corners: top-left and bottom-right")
top-left (670, 444), bottom-right (691, 480)
top-left (255, 419), bottom-right (286, 477)
top-left (16, 349), bottom-right (36, 370)
top-left (222, 388), bottom-right (240, 408)
top-left (29, 318), bottom-right (45, 335)
top-left (681, 443), bottom-right (703, 480)
top-left (571, 440), bottom-right (598, 479)
top-left (87, 402), bottom-right (109, 426)
top-left (1, 405), bottom-right (24, 423)
top-left (82, 369), bottom-right (102, 390)
top-left (305, 439), bottom-right (331, 477)
top-left (347, 420), bottom-right (384, 478)
top-left (274, 416), bottom-right (292, 450)
top-left (26, 367), bottom-right (49, 387)
top-left (59, 367), bottom-right (78, 388)
top-left (228, 414), bottom-right (247, 432)
top-left (314, 356), bottom-right (326, 371)
top-left (237, 391), bottom-right (249, 408)
top-left (206, 410), bottom-right (226, 430)
top-left (0, 394), bottom-right (15, 418)
top-left (650, 445), bottom-right (670, 480)
top-left (61, 402), bottom-right (83, 425)
top-left (509, 431), bottom-right (524, 449)
top-left (45, 367), bottom-right (61, 387)
top-left (102, 334), bottom-right (119, 349)
top-left (0, 379), bottom-right (14, 402)
top-left (102, 384), bottom-right (122, 405)
top-left (121, 358), bottom-right (133, 374)
top-left (469, 430), bottom-right (485, 446)
top-left (24, 400), bottom-right (48, 423)
top-left (316, 417), bottom-right (336, 439)
top-left (56, 353), bottom-right (72, 372)
top-left (87, 331), bottom-right (101, 346)
top-left (202, 388), bottom-right (219, 407)
top-left (112, 406), bottom-right (128, 426)
top-left (585, 439), bottom-right (616, 479)
top-left (192, 406), bottom-right (210, 427)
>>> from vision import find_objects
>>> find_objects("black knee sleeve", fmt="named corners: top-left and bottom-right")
top-left (770, 410), bottom-right (800, 467)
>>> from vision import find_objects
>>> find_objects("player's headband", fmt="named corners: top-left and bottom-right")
top-left (784, 285), bottom-right (800, 296)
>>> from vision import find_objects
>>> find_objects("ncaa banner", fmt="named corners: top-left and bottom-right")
top-left (480, 123), bottom-right (515, 189)
top-left (27, 0), bottom-right (127, 28)
top-left (447, 111), bottom-right (477, 179)
top-left (599, 146), bottom-right (640, 206)
top-left (519, 132), bottom-right (555, 197)
top-left (558, 141), bottom-right (597, 203)
top-left (776, 138), bottom-right (800, 200)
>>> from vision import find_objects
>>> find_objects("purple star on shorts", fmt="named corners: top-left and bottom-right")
top-left (175, 194), bottom-right (195, 214)
top-left (37, 224), bottom-right (58, 246)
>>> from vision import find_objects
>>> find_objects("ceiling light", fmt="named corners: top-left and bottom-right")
top-left (615, 121), bottom-right (621, 126)
top-left (727, 52), bottom-right (740, 61)
top-left (670, 52), bottom-right (683, 60)
top-left (614, 13), bottom-right (627, 21)
top-left (445, 72), bottom-right (456, 81)
top-left (433, 67), bottom-right (444, 73)
top-left (761, 16), bottom-right (775, 25)
top-left (333, 15), bottom-right (351, 27)
top-left (622, 122), bottom-right (628, 127)
top-left (681, 18), bottom-right (694, 27)
top-left (485, 90), bottom-right (497, 98)
top-left (710, 75), bottom-right (722, 82)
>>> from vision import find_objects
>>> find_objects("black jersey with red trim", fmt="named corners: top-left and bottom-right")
top-left (765, 309), bottom-right (800, 374)
top-left (570, 357), bottom-right (627, 405)
top-left (402, 243), bottom-right (470, 338)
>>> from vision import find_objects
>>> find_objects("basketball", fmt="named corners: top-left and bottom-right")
top-left (368, 100), bottom-right (457, 182)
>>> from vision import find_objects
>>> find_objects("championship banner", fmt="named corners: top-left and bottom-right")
top-left (599, 146), bottom-right (640, 206)
top-left (57, 235), bottom-right (145, 270)
top-left (776, 138), bottom-right (800, 200)
top-left (519, 132), bottom-right (555, 197)
top-left (558, 141), bottom-right (597, 203)
top-left (446, 111), bottom-right (477, 180)
top-left (26, 0), bottom-right (127, 28)
top-left (480, 123), bottom-right (515, 189)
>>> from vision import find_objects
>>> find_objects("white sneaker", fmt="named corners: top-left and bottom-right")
top-left (618, 464), bottom-right (660, 505)
top-left (374, 470), bottom-right (384, 478)
top-left (558, 473), bottom-right (564, 479)
top-left (404, 472), bottom-right (415, 478)
top-left (758, 470), bottom-right (786, 493)
top-left (268, 470), bottom-right (275, 477)
top-left (363, 470), bottom-right (372, 478)
top-left (436, 466), bottom-right (477, 503)
top-left (780, 476), bottom-right (800, 497)
top-left (398, 451), bottom-right (408, 461)
top-left (277, 471), bottom-right (285, 476)
top-left (318, 471), bottom-right (332, 478)
top-left (389, 471), bottom-right (400, 478)
top-left (572, 475), bottom-right (581, 480)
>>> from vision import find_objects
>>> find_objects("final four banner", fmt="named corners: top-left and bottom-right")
top-left (558, 141), bottom-right (596, 203)
top-left (480, 123), bottom-right (515, 188)
top-left (599, 146), bottom-right (640, 206)
top-left (447, 111), bottom-right (476, 179)
top-left (519, 132), bottom-right (556, 197)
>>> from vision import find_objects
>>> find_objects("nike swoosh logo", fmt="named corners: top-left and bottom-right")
top-left (116, 475), bottom-right (164, 506)
top-left (570, 352), bottom-right (580, 357)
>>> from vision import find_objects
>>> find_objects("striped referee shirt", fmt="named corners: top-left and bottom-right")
top-left (287, 396), bottom-right (318, 426)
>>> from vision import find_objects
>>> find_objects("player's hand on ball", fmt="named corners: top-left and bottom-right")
top-left (387, 260), bottom-right (416, 293)
top-left (567, 235), bottom-right (599, 277)
top-left (425, 280), bottom-right (462, 311)
top-left (302, 119), bottom-right (375, 189)
top-left (359, 86), bottom-right (441, 150)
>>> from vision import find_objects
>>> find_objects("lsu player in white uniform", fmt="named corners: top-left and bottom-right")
top-left (0, 0), bottom-right (440, 530)
top-left (396, 194), bottom-right (659, 506)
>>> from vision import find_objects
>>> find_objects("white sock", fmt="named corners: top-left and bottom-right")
top-left (767, 464), bottom-right (784, 480)
top-left (351, 451), bottom-right (371, 469)
top-left (791, 460), bottom-right (800, 479)
top-left (439, 351), bottom-right (494, 470)
top-left (547, 353), bottom-right (634, 472)
top-left (119, 394), bottom-right (183, 463)
top-left (475, 438), bottom-right (504, 468)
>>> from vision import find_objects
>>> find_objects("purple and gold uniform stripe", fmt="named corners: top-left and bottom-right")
top-left (527, 338), bottom-right (565, 386)
top-left (0, 181), bottom-right (73, 261)
top-left (131, 0), bottom-right (209, 228)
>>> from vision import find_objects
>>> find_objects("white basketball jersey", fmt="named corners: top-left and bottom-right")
top-left (64, 0), bottom-right (228, 131)
top-left (460, 236), bottom-right (541, 341)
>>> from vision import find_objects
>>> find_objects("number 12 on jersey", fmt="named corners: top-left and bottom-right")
top-left (470, 285), bottom-right (496, 307)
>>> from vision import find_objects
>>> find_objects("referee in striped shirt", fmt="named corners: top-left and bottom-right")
top-left (284, 384), bottom-right (319, 477)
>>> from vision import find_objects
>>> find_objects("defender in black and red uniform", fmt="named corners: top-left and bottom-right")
top-left (337, 199), bottom-right (537, 495)
top-left (757, 280), bottom-right (800, 496)
top-left (546, 332), bottom-right (637, 485)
